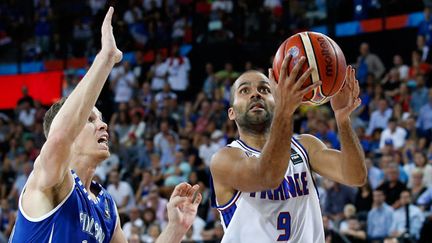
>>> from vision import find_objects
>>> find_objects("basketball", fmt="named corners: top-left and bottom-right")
top-left (272, 31), bottom-right (347, 106)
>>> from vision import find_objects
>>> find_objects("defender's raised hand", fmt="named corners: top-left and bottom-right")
top-left (101, 7), bottom-right (122, 64)
top-left (330, 65), bottom-right (362, 121)
top-left (269, 55), bottom-right (320, 115)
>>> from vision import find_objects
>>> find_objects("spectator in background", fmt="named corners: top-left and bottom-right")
top-left (165, 45), bottom-right (191, 99)
top-left (390, 190), bottom-right (425, 241)
top-left (379, 117), bottom-right (407, 150)
top-left (392, 54), bottom-right (409, 81)
top-left (324, 179), bottom-right (356, 222)
top-left (418, 7), bottom-right (432, 47)
top-left (138, 82), bottom-right (154, 112)
top-left (355, 180), bottom-right (374, 214)
top-left (7, 162), bottom-right (32, 206)
top-left (416, 35), bottom-right (430, 62)
top-left (417, 89), bottom-right (432, 141)
top-left (367, 158), bottom-right (384, 190)
top-left (148, 53), bottom-right (168, 92)
top-left (356, 42), bottom-right (385, 84)
top-left (155, 83), bottom-right (177, 111)
top-left (314, 119), bottom-right (340, 149)
top-left (123, 207), bottom-right (144, 239)
top-left (107, 170), bottom-right (136, 215)
top-left (153, 120), bottom-right (178, 167)
top-left (139, 187), bottom-right (167, 223)
top-left (408, 49), bottom-right (431, 81)
top-left (339, 204), bottom-right (357, 231)
top-left (410, 74), bottom-right (429, 114)
top-left (409, 169), bottom-right (428, 204)
top-left (110, 61), bottom-right (138, 107)
top-left (340, 216), bottom-right (367, 243)
top-left (404, 151), bottom-right (432, 188)
top-left (367, 189), bottom-right (394, 242)
top-left (202, 63), bottom-right (217, 99)
top-left (367, 99), bottom-right (392, 136)
top-left (198, 132), bottom-right (221, 168)
top-left (16, 100), bottom-right (36, 128)
top-left (377, 163), bottom-right (407, 208)
top-left (163, 150), bottom-right (191, 187)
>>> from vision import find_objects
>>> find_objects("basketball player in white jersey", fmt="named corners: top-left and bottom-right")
top-left (210, 55), bottom-right (367, 242)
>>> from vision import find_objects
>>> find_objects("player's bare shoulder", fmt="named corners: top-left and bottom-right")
top-left (210, 147), bottom-right (250, 175)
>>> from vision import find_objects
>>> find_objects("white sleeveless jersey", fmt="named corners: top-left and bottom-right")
top-left (210, 138), bottom-right (325, 243)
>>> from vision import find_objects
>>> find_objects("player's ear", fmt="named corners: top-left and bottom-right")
top-left (228, 107), bottom-right (236, 120)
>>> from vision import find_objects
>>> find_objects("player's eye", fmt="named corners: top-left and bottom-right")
top-left (88, 116), bottom-right (95, 122)
top-left (239, 88), bottom-right (249, 94)
top-left (259, 87), bottom-right (271, 94)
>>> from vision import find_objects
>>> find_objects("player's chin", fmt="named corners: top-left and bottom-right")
top-left (96, 150), bottom-right (110, 161)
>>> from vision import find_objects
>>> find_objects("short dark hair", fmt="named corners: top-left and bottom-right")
top-left (43, 97), bottom-right (67, 138)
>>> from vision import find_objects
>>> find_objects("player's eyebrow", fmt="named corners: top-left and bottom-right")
top-left (237, 81), bottom-right (251, 90)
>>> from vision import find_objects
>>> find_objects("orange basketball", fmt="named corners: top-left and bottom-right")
top-left (272, 31), bottom-right (347, 106)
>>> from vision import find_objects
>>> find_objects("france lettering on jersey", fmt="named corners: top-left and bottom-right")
top-left (210, 137), bottom-right (325, 243)
top-left (10, 170), bottom-right (117, 243)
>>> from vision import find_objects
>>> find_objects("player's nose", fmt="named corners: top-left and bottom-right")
top-left (250, 88), bottom-right (263, 100)
top-left (97, 120), bottom-right (108, 131)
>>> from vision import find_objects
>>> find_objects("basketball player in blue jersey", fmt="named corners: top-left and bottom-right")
top-left (210, 55), bottom-right (367, 242)
top-left (9, 7), bottom-right (201, 243)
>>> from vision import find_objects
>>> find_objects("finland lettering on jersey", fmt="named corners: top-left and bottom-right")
top-left (210, 137), bottom-right (325, 243)
top-left (10, 170), bottom-right (117, 243)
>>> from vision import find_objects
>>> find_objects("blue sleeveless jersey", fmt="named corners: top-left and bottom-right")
top-left (10, 171), bottom-right (117, 243)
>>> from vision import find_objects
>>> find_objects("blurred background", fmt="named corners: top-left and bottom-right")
top-left (1, 0), bottom-right (432, 242)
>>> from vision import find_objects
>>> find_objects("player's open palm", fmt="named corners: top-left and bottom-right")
top-left (101, 7), bottom-right (122, 63)
top-left (167, 183), bottom-right (202, 232)
top-left (330, 65), bottom-right (361, 121)
top-left (269, 55), bottom-right (320, 115)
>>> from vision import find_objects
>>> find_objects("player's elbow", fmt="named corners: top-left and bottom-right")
top-left (349, 169), bottom-right (368, 187)
top-left (261, 173), bottom-right (284, 190)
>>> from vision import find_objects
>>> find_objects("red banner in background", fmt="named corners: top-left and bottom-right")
top-left (0, 71), bottom-right (63, 109)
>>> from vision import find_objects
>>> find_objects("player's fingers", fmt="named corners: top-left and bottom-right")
top-left (300, 81), bottom-right (321, 96)
top-left (168, 196), bottom-right (188, 208)
top-left (278, 54), bottom-right (292, 84)
top-left (186, 184), bottom-right (200, 199)
top-left (288, 57), bottom-right (306, 86)
top-left (193, 192), bottom-right (202, 206)
top-left (268, 68), bottom-right (277, 88)
top-left (103, 6), bottom-right (114, 25)
top-left (353, 79), bottom-right (360, 98)
top-left (294, 67), bottom-right (314, 90)
top-left (170, 182), bottom-right (190, 199)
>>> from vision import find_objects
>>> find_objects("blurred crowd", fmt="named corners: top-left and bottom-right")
top-left (1, 0), bottom-right (432, 243)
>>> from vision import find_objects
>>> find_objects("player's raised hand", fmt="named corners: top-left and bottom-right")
top-left (330, 65), bottom-right (362, 121)
top-left (166, 182), bottom-right (202, 233)
top-left (268, 55), bottom-right (320, 115)
top-left (101, 7), bottom-right (122, 64)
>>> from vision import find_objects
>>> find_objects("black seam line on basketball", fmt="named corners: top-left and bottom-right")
top-left (307, 32), bottom-right (322, 90)
top-left (326, 37), bottom-right (339, 97)
top-left (281, 39), bottom-right (287, 79)
top-left (299, 34), bottom-right (313, 101)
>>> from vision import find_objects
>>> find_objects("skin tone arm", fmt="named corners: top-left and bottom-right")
top-left (156, 183), bottom-right (202, 243)
top-left (298, 66), bottom-right (367, 186)
top-left (211, 55), bottom-right (321, 193)
top-left (29, 7), bottom-right (123, 191)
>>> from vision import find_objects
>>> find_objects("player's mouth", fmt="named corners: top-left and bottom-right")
top-left (249, 102), bottom-right (265, 111)
top-left (97, 133), bottom-right (109, 150)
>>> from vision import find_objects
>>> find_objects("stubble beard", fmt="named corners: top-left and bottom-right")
top-left (235, 106), bottom-right (273, 135)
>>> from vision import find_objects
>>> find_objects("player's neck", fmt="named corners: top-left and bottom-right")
top-left (70, 155), bottom-right (98, 191)
top-left (238, 131), bottom-right (269, 151)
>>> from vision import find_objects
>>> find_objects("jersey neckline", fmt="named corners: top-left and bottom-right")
top-left (71, 170), bottom-right (105, 204)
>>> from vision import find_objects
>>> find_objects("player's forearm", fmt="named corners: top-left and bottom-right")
top-left (156, 223), bottom-right (186, 243)
top-left (49, 52), bottom-right (117, 139)
top-left (258, 112), bottom-right (294, 189)
top-left (337, 118), bottom-right (367, 186)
